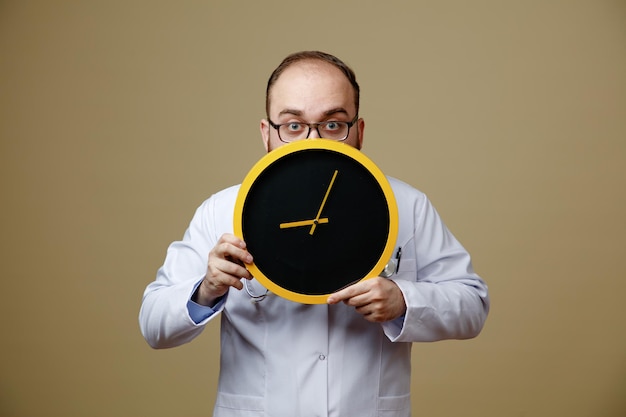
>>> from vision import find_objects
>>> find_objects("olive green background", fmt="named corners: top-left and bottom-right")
top-left (1, 1), bottom-right (625, 416)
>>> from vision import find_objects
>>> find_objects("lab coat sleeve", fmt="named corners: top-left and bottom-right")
top-left (382, 191), bottom-right (490, 342)
top-left (139, 196), bottom-right (227, 349)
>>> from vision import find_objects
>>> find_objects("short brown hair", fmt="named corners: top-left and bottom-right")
top-left (265, 51), bottom-right (360, 117)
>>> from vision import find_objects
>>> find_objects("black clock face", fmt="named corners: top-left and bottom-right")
top-left (235, 140), bottom-right (398, 303)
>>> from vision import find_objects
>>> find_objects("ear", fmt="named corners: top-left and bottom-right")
top-left (260, 119), bottom-right (271, 152)
top-left (356, 117), bottom-right (365, 150)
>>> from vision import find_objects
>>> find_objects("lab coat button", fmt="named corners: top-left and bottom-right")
top-left (318, 354), bottom-right (326, 360)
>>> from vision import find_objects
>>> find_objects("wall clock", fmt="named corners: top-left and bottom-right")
top-left (234, 139), bottom-right (398, 304)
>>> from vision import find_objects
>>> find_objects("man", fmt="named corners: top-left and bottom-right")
top-left (140, 51), bottom-right (489, 417)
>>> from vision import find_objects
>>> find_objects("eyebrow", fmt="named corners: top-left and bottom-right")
top-left (278, 108), bottom-right (350, 118)
top-left (323, 108), bottom-right (349, 117)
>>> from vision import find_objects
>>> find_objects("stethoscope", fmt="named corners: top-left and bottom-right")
top-left (244, 247), bottom-right (402, 302)
top-left (244, 279), bottom-right (270, 302)
top-left (380, 247), bottom-right (402, 278)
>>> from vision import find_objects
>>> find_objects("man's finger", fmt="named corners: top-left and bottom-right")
top-left (327, 281), bottom-right (366, 304)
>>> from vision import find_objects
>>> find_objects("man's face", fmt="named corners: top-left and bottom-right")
top-left (261, 60), bottom-right (364, 152)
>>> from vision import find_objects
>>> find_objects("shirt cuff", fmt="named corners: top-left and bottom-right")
top-left (186, 280), bottom-right (226, 324)
top-left (382, 314), bottom-right (405, 341)
top-left (187, 299), bottom-right (222, 324)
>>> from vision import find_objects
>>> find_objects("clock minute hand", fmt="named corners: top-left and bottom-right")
top-left (310, 170), bottom-right (339, 235)
top-left (280, 218), bottom-right (329, 229)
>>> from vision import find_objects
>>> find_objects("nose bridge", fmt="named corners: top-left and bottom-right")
top-left (307, 122), bottom-right (321, 139)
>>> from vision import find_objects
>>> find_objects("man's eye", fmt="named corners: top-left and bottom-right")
top-left (324, 122), bottom-right (340, 131)
top-left (287, 123), bottom-right (304, 132)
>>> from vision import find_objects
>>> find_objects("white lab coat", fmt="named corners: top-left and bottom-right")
top-left (140, 177), bottom-right (489, 417)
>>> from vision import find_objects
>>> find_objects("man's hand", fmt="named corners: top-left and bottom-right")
top-left (327, 277), bottom-right (407, 323)
top-left (193, 233), bottom-right (253, 306)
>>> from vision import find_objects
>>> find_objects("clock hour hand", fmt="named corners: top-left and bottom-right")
top-left (310, 170), bottom-right (339, 235)
top-left (280, 218), bottom-right (329, 229)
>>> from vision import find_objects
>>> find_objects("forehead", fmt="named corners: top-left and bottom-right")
top-left (268, 61), bottom-right (356, 117)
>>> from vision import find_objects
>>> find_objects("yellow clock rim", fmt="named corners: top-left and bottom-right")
top-left (233, 138), bottom-right (399, 304)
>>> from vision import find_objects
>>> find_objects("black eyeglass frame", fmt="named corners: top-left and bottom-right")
top-left (268, 115), bottom-right (359, 143)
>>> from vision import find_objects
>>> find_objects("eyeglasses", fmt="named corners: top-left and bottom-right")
top-left (268, 115), bottom-right (359, 143)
